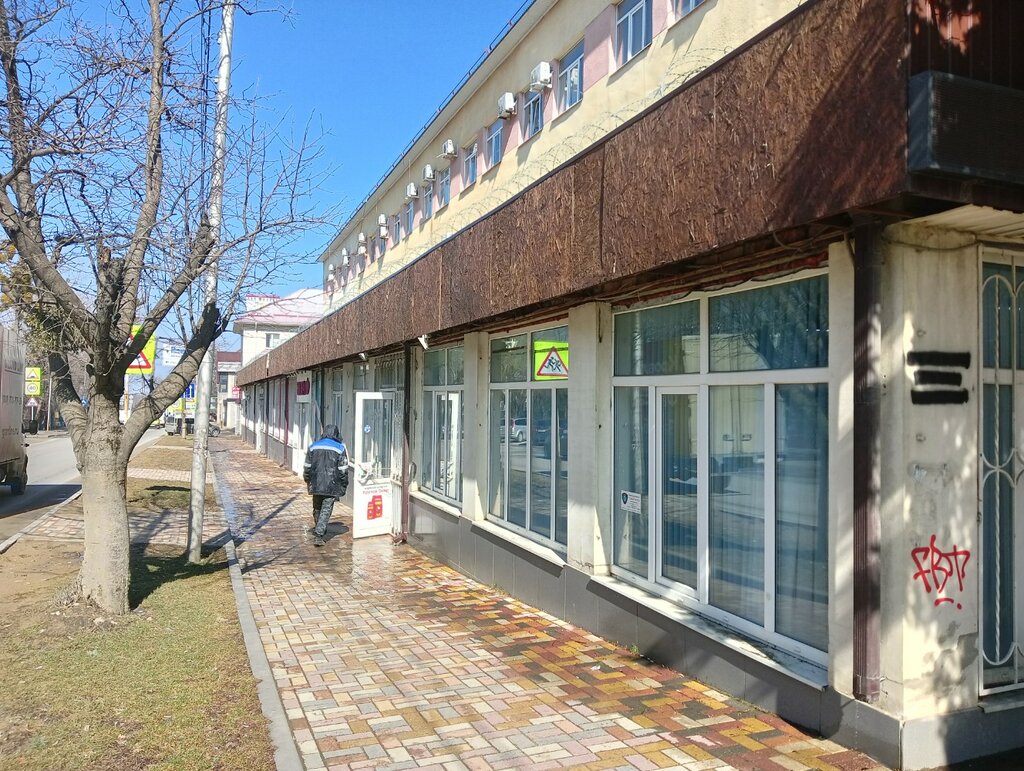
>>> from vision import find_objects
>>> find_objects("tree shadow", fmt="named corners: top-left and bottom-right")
top-left (127, 543), bottom-right (228, 609)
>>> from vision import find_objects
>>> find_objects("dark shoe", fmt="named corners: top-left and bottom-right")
top-left (312, 534), bottom-right (326, 547)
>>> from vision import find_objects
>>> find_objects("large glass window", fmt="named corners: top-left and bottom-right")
top-left (489, 326), bottom-right (569, 546)
top-left (421, 346), bottom-right (464, 504)
top-left (558, 41), bottom-right (584, 112)
top-left (611, 274), bottom-right (829, 660)
top-left (616, 0), bottom-right (652, 65)
top-left (422, 182), bottom-right (433, 221)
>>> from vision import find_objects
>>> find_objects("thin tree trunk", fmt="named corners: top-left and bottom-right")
top-left (78, 398), bottom-right (131, 615)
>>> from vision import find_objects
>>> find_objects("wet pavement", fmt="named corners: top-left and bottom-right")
top-left (210, 435), bottom-right (886, 771)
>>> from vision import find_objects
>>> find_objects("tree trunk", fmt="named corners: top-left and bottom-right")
top-left (78, 398), bottom-right (131, 615)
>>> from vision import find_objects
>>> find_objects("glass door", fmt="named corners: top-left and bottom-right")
top-left (655, 388), bottom-right (701, 596)
top-left (353, 391), bottom-right (395, 539)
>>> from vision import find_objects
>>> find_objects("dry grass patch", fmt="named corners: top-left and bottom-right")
top-left (127, 478), bottom-right (217, 512)
top-left (0, 541), bottom-right (274, 771)
top-left (131, 447), bottom-right (194, 472)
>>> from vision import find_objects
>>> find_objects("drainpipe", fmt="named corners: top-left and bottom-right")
top-left (853, 220), bottom-right (883, 703)
top-left (397, 341), bottom-right (412, 543)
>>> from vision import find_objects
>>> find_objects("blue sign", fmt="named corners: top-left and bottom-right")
top-left (184, 382), bottom-right (196, 400)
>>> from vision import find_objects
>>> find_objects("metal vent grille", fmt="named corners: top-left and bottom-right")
top-left (909, 71), bottom-right (1024, 185)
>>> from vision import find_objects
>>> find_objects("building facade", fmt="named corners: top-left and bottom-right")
top-left (236, 0), bottom-right (1024, 767)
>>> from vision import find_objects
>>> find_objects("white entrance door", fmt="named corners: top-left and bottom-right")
top-left (352, 391), bottom-right (397, 539)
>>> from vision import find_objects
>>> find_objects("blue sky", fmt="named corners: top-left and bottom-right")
top-left (229, 0), bottom-right (531, 294)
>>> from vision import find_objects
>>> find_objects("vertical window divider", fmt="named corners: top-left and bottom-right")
top-left (697, 382), bottom-right (710, 604)
top-left (525, 388), bottom-right (533, 531)
top-left (764, 381), bottom-right (778, 636)
top-left (550, 388), bottom-right (557, 537)
top-left (699, 297), bottom-right (710, 374)
top-left (647, 383), bottom-right (658, 584)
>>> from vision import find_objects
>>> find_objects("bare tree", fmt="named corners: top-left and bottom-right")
top-left (0, 0), bottom-right (331, 613)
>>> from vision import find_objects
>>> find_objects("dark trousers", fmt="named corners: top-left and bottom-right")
top-left (312, 494), bottom-right (336, 537)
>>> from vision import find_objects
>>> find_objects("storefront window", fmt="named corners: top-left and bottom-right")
top-left (611, 274), bottom-right (829, 659)
top-left (421, 347), bottom-right (464, 503)
top-left (489, 326), bottom-right (569, 547)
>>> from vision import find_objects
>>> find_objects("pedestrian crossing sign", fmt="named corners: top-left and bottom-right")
top-left (126, 325), bottom-right (156, 375)
top-left (534, 340), bottom-right (569, 380)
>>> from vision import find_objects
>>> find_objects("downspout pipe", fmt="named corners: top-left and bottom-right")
top-left (396, 341), bottom-right (413, 543)
top-left (852, 220), bottom-right (883, 703)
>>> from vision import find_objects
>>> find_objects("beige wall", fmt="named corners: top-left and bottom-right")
top-left (323, 0), bottom-right (804, 311)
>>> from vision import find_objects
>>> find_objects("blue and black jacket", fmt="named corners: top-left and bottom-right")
top-left (303, 424), bottom-right (349, 498)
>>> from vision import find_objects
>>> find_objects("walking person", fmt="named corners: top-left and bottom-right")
top-left (303, 424), bottom-right (349, 546)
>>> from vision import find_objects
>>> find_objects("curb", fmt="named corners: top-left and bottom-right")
top-left (213, 454), bottom-right (304, 771)
top-left (0, 489), bottom-right (83, 555)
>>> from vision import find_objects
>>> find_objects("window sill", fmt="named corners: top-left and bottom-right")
top-left (610, 41), bottom-right (651, 82)
top-left (410, 488), bottom-right (462, 519)
top-left (474, 518), bottom-right (566, 569)
top-left (590, 573), bottom-right (829, 690)
top-left (551, 98), bottom-right (582, 127)
top-left (980, 691), bottom-right (1024, 713)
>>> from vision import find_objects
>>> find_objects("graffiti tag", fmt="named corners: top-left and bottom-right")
top-left (911, 534), bottom-right (970, 609)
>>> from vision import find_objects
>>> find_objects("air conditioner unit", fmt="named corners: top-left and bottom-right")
top-left (422, 164), bottom-right (435, 182)
top-left (357, 232), bottom-right (366, 245)
top-left (406, 182), bottom-right (419, 199)
top-left (497, 92), bottom-right (516, 119)
top-left (340, 248), bottom-right (349, 267)
top-left (377, 213), bottom-right (387, 227)
top-left (530, 61), bottom-right (552, 91)
top-left (439, 139), bottom-right (456, 158)
top-left (328, 262), bottom-right (335, 275)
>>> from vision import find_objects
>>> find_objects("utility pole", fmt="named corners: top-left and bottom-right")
top-left (188, 0), bottom-right (236, 563)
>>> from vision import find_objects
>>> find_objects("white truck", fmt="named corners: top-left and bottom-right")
top-left (0, 327), bottom-right (28, 494)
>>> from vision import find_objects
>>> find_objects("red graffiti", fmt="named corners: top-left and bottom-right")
top-left (911, 534), bottom-right (970, 609)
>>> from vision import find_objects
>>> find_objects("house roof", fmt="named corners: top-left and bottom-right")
top-left (232, 288), bottom-right (325, 332)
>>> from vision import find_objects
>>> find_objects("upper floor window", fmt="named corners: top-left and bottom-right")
top-left (378, 234), bottom-right (386, 258)
top-left (391, 213), bottom-right (402, 244)
top-left (675, 0), bottom-right (705, 15)
top-left (486, 120), bottom-right (503, 167)
top-left (422, 182), bottom-right (434, 220)
top-left (464, 142), bottom-right (478, 187)
top-left (404, 201), bottom-right (415, 234)
top-left (523, 90), bottom-right (543, 140)
top-left (265, 332), bottom-right (280, 349)
top-left (438, 167), bottom-right (450, 208)
top-left (558, 41), bottom-right (584, 111)
top-left (617, 0), bottom-right (652, 65)
top-left (218, 372), bottom-right (229, 393)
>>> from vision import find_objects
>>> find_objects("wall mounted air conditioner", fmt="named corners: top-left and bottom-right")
top-left (340, 248), bottom-right (349, 267)
top-left (422, 164), bottom-right (435, 181)
top-left (497, 92), bottom-right (516, 118)
top-left (406, 182), bottom-right (419, 198)
top-left (439, 139), bottom-right (456, 158)
top-left (530, 61), bottom-right (552, 91)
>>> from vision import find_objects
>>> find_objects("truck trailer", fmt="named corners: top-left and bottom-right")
top-left (0, 328), bottom-right (28, 494)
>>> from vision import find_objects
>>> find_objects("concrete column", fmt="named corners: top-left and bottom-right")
top-left (461, 332), bottom-right (488, 522)
top-left (567, 302), bottom-right (613, 575)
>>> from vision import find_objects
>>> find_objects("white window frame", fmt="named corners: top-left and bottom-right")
top-left (488, 321), bottom-right (570, 550)
top-left (674, 0), bottom-right (705, 17)
top-left (464, 142), bottom-right (478, 187)
top-left (610, 269), bottom-right (830, 666)
top-left (391, 213), bottom-right (402, 244)
top-left (265, 332), bottom-right (280, 349)
top-left (557, 41), bottom-right (584, 112)
top-left (404, 201), bottom-right (415, 234)
top-left (616, 0), bottom-right (652, 65)
top-left (422, 182), bottom-right (433, 220)
top-left (486, 120), bottom-right (503, 167)
top-left (438, 167), bottom-right (450, 208)
top-left (420, 346), bottom-right (464, 506)
top-left (523, 90), bottom-right (543, 140)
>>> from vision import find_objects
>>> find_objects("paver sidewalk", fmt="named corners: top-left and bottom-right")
top-left (212, 437), bottom-right (885, 771)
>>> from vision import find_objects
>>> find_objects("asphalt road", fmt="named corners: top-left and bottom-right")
top-left (0, 427), bottom-right (163, 544)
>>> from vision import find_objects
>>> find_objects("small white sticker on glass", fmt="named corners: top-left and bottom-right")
top-left (620, 490), bottom-right (641, 513)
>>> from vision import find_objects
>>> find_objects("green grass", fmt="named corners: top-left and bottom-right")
top-left (0, 544), bottom-right (275, 771)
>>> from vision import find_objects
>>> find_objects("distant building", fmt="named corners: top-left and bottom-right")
top-left (215, 349), bottom-right (241, 430)
top-left (232, 290), bottom-right (325, 367)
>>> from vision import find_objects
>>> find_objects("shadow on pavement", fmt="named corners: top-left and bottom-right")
top-left (0, 484), bottom-right (80, 519)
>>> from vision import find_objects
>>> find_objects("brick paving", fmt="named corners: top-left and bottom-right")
top-left (211, 436), bottom-right (887, 771)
